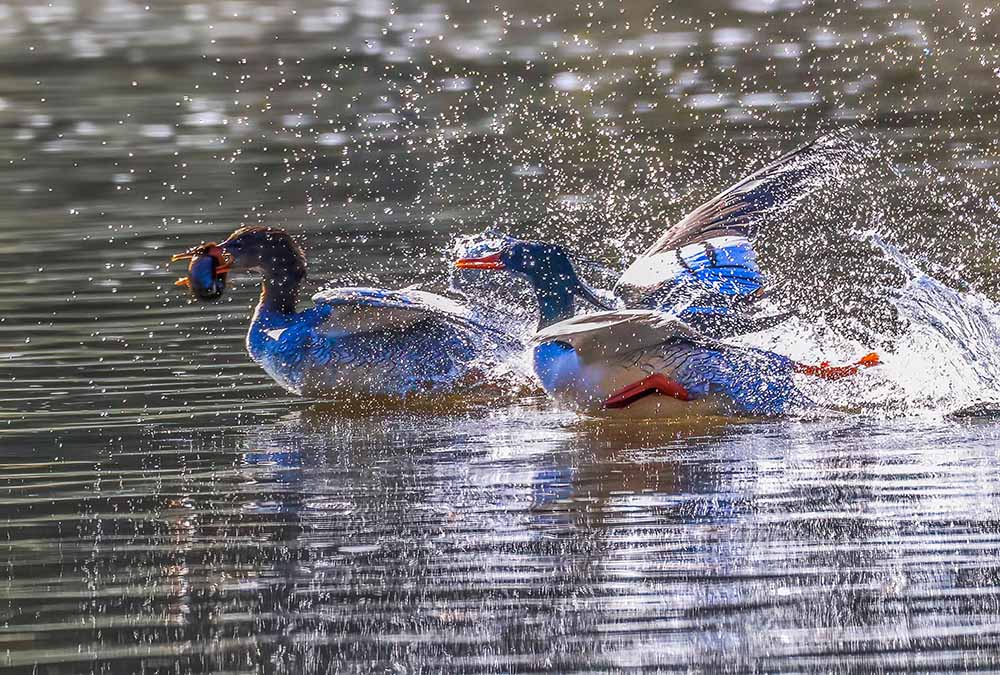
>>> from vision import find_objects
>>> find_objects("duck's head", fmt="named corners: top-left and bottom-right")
top-left (455, 238), bottom-right (610, 326)
top-left (172, 226), bottom-right (307, 302)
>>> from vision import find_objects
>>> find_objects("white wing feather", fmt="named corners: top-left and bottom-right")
top-left (311, 286), bottom-right (477, 336)
top-left (532, 310), bottom-right (701, 363)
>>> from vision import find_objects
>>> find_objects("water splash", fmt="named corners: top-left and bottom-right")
top-left (447, 231), bottom-right (539, 391)
top-left (868, 235), bottom-right (1000, 414)
top-left (451, 218), bottom-right (1000, 419)
top-left (744, 233), bottom-right (1000, 418)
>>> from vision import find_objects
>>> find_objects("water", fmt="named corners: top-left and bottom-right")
top-left (5, 0), bottom-right (1000, 671)
top-left (8, 414), bottom-right (1000, 671)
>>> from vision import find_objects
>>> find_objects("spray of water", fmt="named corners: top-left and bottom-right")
top-left (846, 235), bottom-right (1000, 416)
top-left (449, 132), bottom-right (1000, 420)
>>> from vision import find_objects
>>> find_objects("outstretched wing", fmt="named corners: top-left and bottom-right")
top-left (312, 286), bottom-right (486, 336)
top-left (615, 129), bottom-right (855, 311)
top-left (532, 310), bottom-right (701, 363)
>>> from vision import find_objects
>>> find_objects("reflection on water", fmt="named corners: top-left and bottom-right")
top-left (5, 413), bottom-right (1000, 671)
top-left (4, 0), bottom-right (1000, 670)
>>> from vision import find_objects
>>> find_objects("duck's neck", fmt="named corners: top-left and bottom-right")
top-left (258, 274), bottom-right (304, 316)
top-left (535, 286), bottom-right (578, 329)
top-left (253, 245), bottom-right (308, 319)
top-left (531, 268), bottom-right (606, 330)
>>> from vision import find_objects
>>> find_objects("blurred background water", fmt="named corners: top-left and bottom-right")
top-left (4, 0), bottom-right (1000, 671)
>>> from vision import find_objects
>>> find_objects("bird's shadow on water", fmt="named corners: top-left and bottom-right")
top-left (286, 381), bottom-right (545, 420)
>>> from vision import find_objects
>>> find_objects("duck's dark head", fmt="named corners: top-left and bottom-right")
top-left (172, 226), bottom-right (307, 312)
top-left (456, 238), bottom-right (610, 327)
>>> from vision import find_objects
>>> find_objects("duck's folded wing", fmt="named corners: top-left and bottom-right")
top-left (312, 286), bottom-right (482, 335)
top-left (615, 129), bottom-right (855, 309)
top-left (531, 310), bottom-right (702, 363)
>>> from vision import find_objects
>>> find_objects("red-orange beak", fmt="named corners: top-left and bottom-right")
top-left (170, 243), bottom-right (233, 287)
top-left (454, 252), bottom-right (505, 270)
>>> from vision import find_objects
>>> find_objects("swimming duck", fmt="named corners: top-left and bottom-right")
top-left (171, 226), bottom-right (522, 398)
top-left (455, 131), bottom-right (879, 416)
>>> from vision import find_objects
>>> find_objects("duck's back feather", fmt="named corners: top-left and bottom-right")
top-left (311, 286), bottom-right (486, 336)
top-left (532, 310), bottom-right (701, 362)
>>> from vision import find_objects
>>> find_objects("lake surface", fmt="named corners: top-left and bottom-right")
top-left (4, 0), bottom-right (1000, 671)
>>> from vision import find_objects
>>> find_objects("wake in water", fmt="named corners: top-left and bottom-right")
top-left (871, 235), bottom-right (1000, 415)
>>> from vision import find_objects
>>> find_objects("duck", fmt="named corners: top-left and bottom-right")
top-left (171, 226), bottom-right (523, 398)
top-left (454, 130), bottom-right (880, 416)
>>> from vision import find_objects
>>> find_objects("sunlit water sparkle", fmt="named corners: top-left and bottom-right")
top-left (4, 0), bottom-right (1000, 671)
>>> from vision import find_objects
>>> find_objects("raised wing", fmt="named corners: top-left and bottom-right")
top-left (615, 129), bottom-right (855, 311)
top-left (532, 310), bottom-right (701, 363)
top-left (312, 286), bottom-right (483, 336)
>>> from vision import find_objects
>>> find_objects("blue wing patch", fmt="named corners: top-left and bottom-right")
top-left (674, 237), bottom-right (763, 299)
top-left (673, 345), bottom-right (808, 416)
top-left (634, 236), bottom-right (764, 315)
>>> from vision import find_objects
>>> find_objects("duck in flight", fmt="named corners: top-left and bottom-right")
top-left (454, 130), bottom-right (880, 416)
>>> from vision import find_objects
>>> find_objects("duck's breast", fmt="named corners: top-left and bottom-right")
top-left (533, 341), bottom-right (611, 410)
top-left (246, 319), bottom-right (311, 394)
